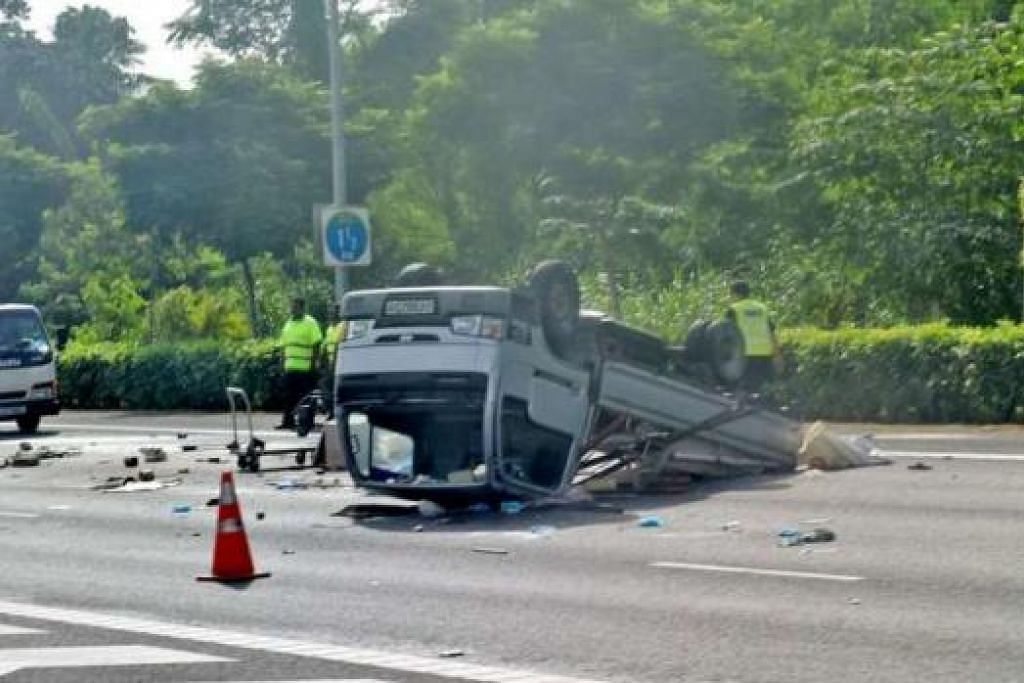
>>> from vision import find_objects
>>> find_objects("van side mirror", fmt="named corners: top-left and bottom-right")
top-left (55, 326), bottom-right (69, 351)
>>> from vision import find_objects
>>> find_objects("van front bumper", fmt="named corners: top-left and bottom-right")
top-left (0, 398), bottom-right (60, 421)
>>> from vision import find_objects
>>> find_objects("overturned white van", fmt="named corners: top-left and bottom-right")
top-left (334, 262), bottom-right (801, 504)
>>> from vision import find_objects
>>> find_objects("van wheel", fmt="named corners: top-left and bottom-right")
top-left (682, 320), bottom-right (710, 362)
top-left (707, 320), bottom-right (747, 386)
top-left (16, 415), bottom-right (40, 435)
top-left (528, 260), bottom-right (580, 357)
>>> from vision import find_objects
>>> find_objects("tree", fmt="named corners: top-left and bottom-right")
top-left (0, 6), bottom-right (144, 157)
top-left (377, 0), bottom-right (739, 280)
top-left (167, 0), bottom-right (376, 83)
top-left (792, 16), bottom-right (1024, 323)
top-left (20, 159), bottom-right (145, 331)
top-left (0, 135), bottom-right (67, 301)
top-left (80, 60), bottom-right (331, 329)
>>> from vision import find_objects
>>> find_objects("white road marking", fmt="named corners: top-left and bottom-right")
top-left (651, 561), bottom-right (865, 582)
top-left (0, 645), bottom-right (229, 674)
top-left (882, 450), bottom-right (1024, 462)
top-left (0, 512), bottom-right (38, 519)
top-left (0, 624), bottom-right (44, 635)
top-left (872, 436), bottom-right (983, 440)
top-left (48, 422), bottom-right (285, 439)
top-left (0, 600), bottom-right (606, 683)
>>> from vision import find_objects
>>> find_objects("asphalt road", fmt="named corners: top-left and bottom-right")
top-left (1, 411), bottom-right (1023, 682)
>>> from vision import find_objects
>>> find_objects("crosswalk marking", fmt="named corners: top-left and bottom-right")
top-left (0, 645), bottom-right (230, 675)
top-left (0, 600), bottom-right (607, 683)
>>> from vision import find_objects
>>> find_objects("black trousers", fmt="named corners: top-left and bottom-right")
top-left (281, 370), bottom-right (318, 427)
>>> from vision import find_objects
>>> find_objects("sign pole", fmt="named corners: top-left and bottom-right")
top-left (326, 0), bottom-right (348, 301)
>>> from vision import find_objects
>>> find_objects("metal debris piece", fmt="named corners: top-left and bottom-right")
top-left (138, 469), bottom-right (156, 482)
top-left (123, 456), bottom-right (139, 468)
top-left (140, 447), bottom-right (167, 463)
top-left (800, 527), bottom-right (836, 543)
top-left (907, 462), bottom-right (933, 471)
top-left (10, 452), bottom-right (40, 467)
top-left (439, 650), bottom-right (464, 658)
top-left (471, 547), bottom-right (509, 555)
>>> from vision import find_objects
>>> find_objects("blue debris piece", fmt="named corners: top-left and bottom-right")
top-left (500, 500), bottom-right (525, 515)
top-left (637, 515), bottom-right (666, 528)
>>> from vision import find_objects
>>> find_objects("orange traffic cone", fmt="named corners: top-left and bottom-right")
top-left (197, 471), bottom-right (270, 583)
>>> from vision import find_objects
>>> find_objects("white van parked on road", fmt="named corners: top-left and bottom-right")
top-left (0, 304), bottom-right (60, 434)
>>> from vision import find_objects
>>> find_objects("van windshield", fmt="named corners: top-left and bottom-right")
top-left (0, 309), bottom-right (49, 355)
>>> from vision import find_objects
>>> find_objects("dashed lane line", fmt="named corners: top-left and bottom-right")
top-left (0, 600), bottom-right (606, 683)
top-left (0, 624), bottom-right (44, 635)
top-left (882, 450), bottom-right (1024, 462)
top-left (651, 561), bottom-right (865, 582)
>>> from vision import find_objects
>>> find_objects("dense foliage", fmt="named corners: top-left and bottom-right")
top-left (59, 339), bottom-right (283, 410)
top-left (4, 0), bottom-right (1024, 357)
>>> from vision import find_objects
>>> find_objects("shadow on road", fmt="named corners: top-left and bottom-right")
top-left (339, 472), bottom-right (797, 534)
top-left (0, 428), bottom-right (61, 441)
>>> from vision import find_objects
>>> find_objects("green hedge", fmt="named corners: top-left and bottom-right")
top-left (774, 322), bottom-right (1024, 423)
top-left (58, 340), bottom-right (285, 410)
top-left (57, 323), bottom-right (1024, 422)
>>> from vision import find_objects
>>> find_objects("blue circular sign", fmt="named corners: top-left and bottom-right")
top-left (325, 212), bottom-right (369, 263)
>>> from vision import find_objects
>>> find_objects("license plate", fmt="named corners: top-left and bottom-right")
top-left (384, 298), bottom-right (436, 316)
top-left (0, 358), bottom-right (21, 368)
top-left (0, 405), bottom-right (26, 417)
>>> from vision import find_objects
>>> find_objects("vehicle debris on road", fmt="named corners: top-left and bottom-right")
top-left (798, 422), bottom-right (891, 470)
top-left (778, 525), bottom-right (837, 546)
top-left (140, 447), bottom-right (168, 463)
top-left (908, 462), bottom-right (933, 471)
top-left (102, 478), bottom-right (183, 493)
top-left (637, 515), bottom-right (666, 528)
top-left (471, 547), bottom-right (509, 555)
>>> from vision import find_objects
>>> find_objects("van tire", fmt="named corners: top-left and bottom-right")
top-left (682, 320), bottom-right (711, 362)
top-left (16, 415), bottom-right (40, 435)
top-left (707, 320), bottom-right (747, 386)
top-left (528, 260), bottom-right (580, 357)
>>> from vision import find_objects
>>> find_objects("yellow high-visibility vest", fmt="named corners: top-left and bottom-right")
top-left (280, 316), bottom-right (322, 372)
top-left (322, 321), bottom-right (347, 368)
top-left (728, 299), bottom-right (774, 357)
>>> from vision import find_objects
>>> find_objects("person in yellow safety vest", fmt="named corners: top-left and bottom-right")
top-left (319, 306), bottom-right (347, 413)
top-left (724, 280), bottom-right (782, 392)
top-left (275, 297), bottom-right (323, 430)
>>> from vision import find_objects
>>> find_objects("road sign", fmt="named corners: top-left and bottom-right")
top-left (320, 206), bottom-right (371, 266)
